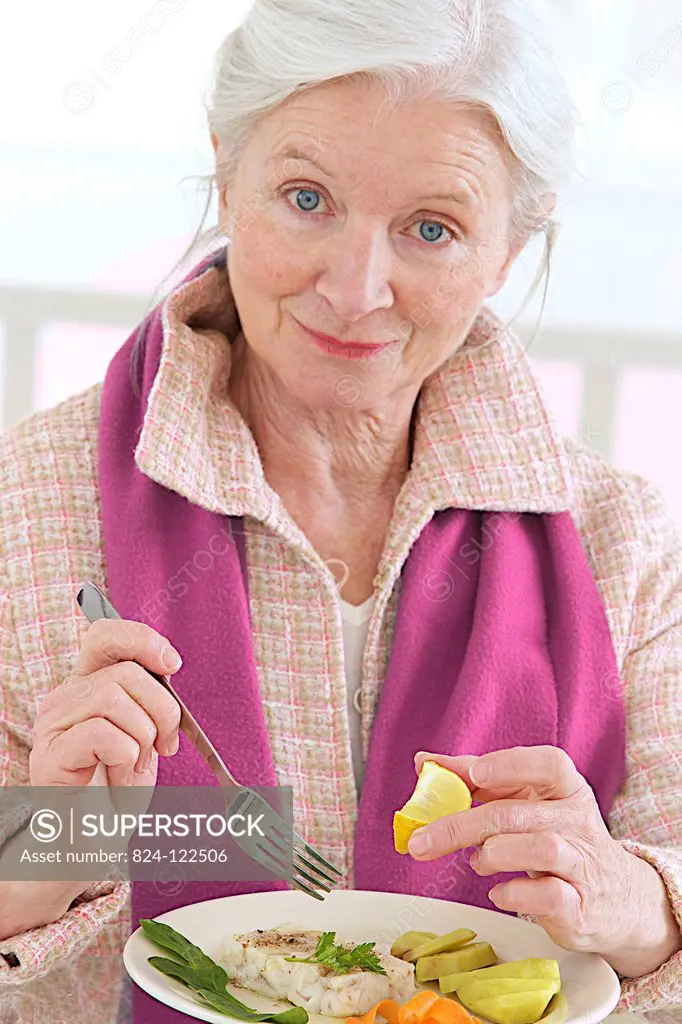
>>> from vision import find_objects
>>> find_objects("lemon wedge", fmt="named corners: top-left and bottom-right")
top-left (394, 760), bottom-right (472, 854)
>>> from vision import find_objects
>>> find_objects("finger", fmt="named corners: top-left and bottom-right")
top-left (37, 671), bottom-right (157, 773)
top-left (37, 662), bottom-right (181, 767)
top-left (413, 752), bottom-right (569, 805)
top-left (413, 752), bottom-right (480, 793)
top-left (408, 798), bottom-right (561, 859)
top-left (470, 832), bottom-right (585, 884)
top-left (468, 746), bottom-right (584, 800)
top-left (86, 754), bottom-right (158, 789)
top-left (488, 874), bottom-right (581, 926)
top-left (44, 718), bottom-right (142, 787)
top-left (464, 789), bottom-right (528, 803)
top-left (74, 618), bottom-right (182, 678)
top-left (106, 662), bottom-right (181, 758)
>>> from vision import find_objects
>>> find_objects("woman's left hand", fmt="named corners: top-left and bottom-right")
top-left (408, 746), bottom-right (681, 977)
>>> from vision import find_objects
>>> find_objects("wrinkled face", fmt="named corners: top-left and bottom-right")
top-left (212, 76), bottom-right (525, 411)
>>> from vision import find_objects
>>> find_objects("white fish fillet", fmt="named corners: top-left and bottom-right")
top-left (218, 924), bottom-right (416, 1017)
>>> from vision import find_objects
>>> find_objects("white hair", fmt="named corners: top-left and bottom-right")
top-left (163, 0), bottom-right (575, 303)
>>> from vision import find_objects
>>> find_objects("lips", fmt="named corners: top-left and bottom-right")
top-left (308, 329), bottom-right (388, 349)
top-left (296, 319), bottom-right (396, 357)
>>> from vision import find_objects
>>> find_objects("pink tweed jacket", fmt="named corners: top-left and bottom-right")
top-left (0, 265), bottom-right (681, 1022)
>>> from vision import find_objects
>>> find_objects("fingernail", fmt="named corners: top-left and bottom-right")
top-left (163, 734), bottom-right (180, 756)
top-left (469, 849), bottom-right (481, 868)
top-left (414, 751), bottom-right (429, 761)
top-left (162, 647), bottom-right (182, 671)
top-left (408, 828), bottom-right (432, 856)
top-left (469, 759), bottom-right (491, 786)
top-left (489, 885), bottom-right (507, 907)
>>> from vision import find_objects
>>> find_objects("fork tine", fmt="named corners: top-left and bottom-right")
top-left (293, 831), bottom-right (343, 876)
top-left (255, 841), bottom-right (326, 901)
top-left (268, 827), bottom-right (338, 887)
top-left (292, 845), bottom-right (339, 885)
top-left (290, 856), bottom-right (333, 893)
top-left (270, 818), bottom-right (343, 878)
top-left (263, 830), bottom-right (334, 892)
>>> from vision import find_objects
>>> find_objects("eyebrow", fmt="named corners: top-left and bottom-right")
top-left (267, 145), bottom-right (335, 179)
top-left (416, 190), bottom-right (477, 213)
top-left (267, 145), bottom-right (478, 213)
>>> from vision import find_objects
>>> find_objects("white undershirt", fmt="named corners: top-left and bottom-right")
top-left (338, 593), bottom-right (376, 792)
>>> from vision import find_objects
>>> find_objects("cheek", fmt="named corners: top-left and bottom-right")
top-left (230, 216), bottom-right (303, 297)
top-left (407, 258), bottom-right (489, 340)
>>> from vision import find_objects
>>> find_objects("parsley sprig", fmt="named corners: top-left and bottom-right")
top-left (284, 931), bottom-right (386, 975)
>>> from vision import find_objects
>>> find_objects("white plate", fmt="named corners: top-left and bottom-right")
top-left (123, 889), bottom-right (621, 1024)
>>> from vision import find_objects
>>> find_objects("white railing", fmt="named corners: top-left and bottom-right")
top-left (1, 283), bottom-right (682, 463)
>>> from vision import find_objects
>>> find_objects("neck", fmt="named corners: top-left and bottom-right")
top-left (227, 334), bottom-right (417, 508)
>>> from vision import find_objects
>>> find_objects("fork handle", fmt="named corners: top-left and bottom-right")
top-left (76, 581), bottom-right (240, 789)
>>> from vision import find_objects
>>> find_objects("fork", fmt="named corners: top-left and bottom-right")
top-left (76, 580), bottom-right (342, 900)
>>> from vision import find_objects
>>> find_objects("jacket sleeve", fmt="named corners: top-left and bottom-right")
top-left (607, 480), bottom-right (682, 1012)
top-left (0, 572), bottom-right (131, 986)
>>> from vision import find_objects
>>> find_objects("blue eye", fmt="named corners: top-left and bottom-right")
top-left (418, 221), bottom-right (449, 244)
top-left (291, 188), bottom-right (322, 212)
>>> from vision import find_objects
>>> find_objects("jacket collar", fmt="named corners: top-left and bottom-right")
top-left (135, 259), bottom-right (572, 518)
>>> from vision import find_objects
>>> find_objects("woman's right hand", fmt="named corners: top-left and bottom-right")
top-left (0, 621), bottom-right (183, 942)
top-left (29, 619), bottom-right (183, 788)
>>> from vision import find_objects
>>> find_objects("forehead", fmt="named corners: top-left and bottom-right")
top-left (250, 77), bottom-right (514, 199)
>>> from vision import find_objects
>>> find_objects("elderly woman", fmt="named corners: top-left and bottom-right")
top-left (1, 0), bottom-right (681, 1021)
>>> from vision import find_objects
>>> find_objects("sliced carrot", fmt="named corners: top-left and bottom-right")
top-left (347, 999), bottom-right (401, 1024)
top-left (398, 991), bottom-right (440, 1024)
top-left (422, 997), bottom-right (476, 1024)
top-left (347, 990), bottom-right (476, 1024)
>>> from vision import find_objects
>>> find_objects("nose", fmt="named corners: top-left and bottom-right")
top-left (314, 223), bottom-right (395, 322)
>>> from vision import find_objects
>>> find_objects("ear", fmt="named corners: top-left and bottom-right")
top-left (541, 192), bottom-right (558, 220)
top-left (210, 131), bottom-right (226, 193)
top-left (486, 191), bottom-right (557, 298)
top-left (210, 131), bottom-right (232, 226)
top-left (485, 230), bottom-right (528, 298)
